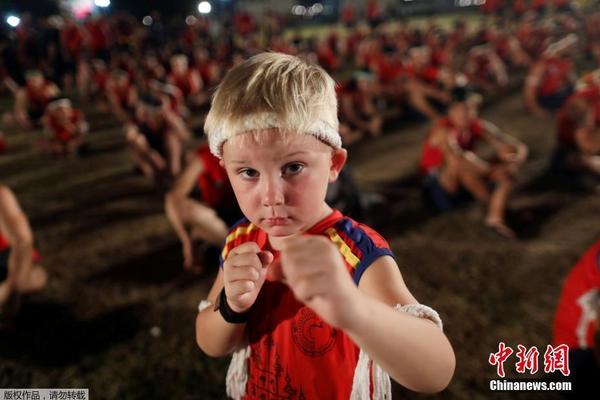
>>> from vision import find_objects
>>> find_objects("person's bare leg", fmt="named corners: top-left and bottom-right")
top-left (180, 199), bottom-right (228, 247)
top-left (165, 131), bottom-right (182, 177)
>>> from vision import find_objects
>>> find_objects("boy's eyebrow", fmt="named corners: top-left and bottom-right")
top-left (229, 151), bottom-right (310, 165)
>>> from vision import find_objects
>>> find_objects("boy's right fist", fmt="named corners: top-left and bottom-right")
top-left (222, 242), bottom-right (273, 313)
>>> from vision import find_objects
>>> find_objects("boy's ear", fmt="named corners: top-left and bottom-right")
top-left (329, 148), bottom-right (347, 182)
top-left (219, 160), bottom-right (225, 168)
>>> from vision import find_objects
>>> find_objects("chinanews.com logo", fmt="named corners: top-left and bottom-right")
top-left (488, 342), bottom-right (572, 392)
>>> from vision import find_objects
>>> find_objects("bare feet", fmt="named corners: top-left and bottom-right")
top-left (485, 219), bottom-right (517, 240)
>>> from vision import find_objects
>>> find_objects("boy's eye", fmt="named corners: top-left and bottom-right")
top-left (283, 163), bottom-right (304, 175)
top-left (239, 168), bottom-right (259, 178)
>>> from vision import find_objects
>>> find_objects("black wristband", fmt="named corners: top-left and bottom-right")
top-left (215, 288), bottom-right (250, 324)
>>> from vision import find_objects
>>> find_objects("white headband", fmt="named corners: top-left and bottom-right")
top-left (207, 112), bottom-right (341, 158)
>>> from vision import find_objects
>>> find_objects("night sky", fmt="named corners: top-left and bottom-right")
top-left (0, 0), bottom-right (234, 18)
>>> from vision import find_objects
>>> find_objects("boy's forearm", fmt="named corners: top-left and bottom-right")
top-left (345, 293), bottom-right (455, 394)
top-left (195, 307), bottom-right (247, 357)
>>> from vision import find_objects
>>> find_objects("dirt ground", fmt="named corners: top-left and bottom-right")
top-left (0, 80), bottom-right (598, 400)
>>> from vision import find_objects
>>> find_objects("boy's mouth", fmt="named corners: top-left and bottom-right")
top-left (262, 217), bottom-right (291, 226)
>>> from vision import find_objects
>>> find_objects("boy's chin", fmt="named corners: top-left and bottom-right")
top-left (260, 224), bottom-right (300, 237)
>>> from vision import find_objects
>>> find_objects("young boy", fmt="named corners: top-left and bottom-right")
top-left (195, 52), bottom-right (455, 399)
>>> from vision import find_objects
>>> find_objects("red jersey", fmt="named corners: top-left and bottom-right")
top-left (26, 81), bottom-right (55, 111)
top-left (553, 240), bottom-right (600, 349)
top-left (420, 117), bottom-right (484, 174)
top-left (538, 57), bottom-right (573, 97)
top-left (196, 145), bottom-right (233, 209)
top-left (48, 109), bottom-right (83, 143)
top-left (220, 210), bottom-right (394, 399)
top-left (168, 71), bottom-right (200, 98)
top-left (556, 86), bottom-right (600, 146)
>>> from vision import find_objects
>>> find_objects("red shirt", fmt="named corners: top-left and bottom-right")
top-left (420, 117), bottom-right (484, 174)
top-left (220, 210), bottom-right (394, 399)
top-left (553, 240), bottom-right (600, 349)
top-left (556, 86), bottom-right (600, 146)
top-left (26, 81), bottom-right (54, 111)
top-left (196, 145), bottom-right (233, 209)
top-left (538, 57), bottom-right (573, 97)
top-left (48, 109), bottom-right (83, 143)
top-left (168, 71), bottom-right (200, 98)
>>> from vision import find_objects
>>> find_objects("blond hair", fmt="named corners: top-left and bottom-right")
top-left (204, 52), bottom-right (340, 157)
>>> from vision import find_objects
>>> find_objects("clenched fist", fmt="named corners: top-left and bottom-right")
top-left (222, 242), bottom-right (274, 313)
top-left (276, 235), bottom-right (361, 330)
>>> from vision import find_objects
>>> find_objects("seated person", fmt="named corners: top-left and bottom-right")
top-left (13, 70), bottom-right (60, 130)
top-left (419, 88), bottom-right (528, 238)
top-left (165, 144), bottom-right (242, 273)
top-left (524, 34), bottom-right (578, 118)
top-left (552, 72), bottom-right (600, 177)
top-left (105, 69), bottom-right (137, 122)
top-left (40, 98), bottom-right (89, 156)
top-left (125, 95), bottom-right (191, 187)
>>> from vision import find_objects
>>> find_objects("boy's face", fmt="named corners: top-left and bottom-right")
top-left (222, 129), bottom-right (346, 237)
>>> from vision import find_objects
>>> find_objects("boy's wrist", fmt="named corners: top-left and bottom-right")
top-left (214, 288), bottom-right (250, 324)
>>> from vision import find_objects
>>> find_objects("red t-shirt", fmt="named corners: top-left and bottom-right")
top-left (556, 86), bottom-right (600, 146)
top-left (196, 145), bottom-right (233, 209)
top-left (168, 71), bottom-right (200, 98)
top-left (48, 109), bottom-right (83, 143)
top-left (553, 240), bottom-right (600, 349)
top-left (538, 57), bottom-right (573, 97)
top-left (420, 117), bottom-right (484, 174)
top-left (220, 210), bottom-right (394, 399)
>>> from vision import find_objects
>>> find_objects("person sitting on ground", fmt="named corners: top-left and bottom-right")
top-left (165, 143), bottom-right (242, 273)
top-left (105, 68), bottom-right (137, 122)
top-left (125, 95), bottom-right (191, 188)
top-left (524, 33), bottom-right (578, 118)
top-left (552, 71), bottom-right (600, 177)
top-left (167, 54), bottom-right (207, 109)
top-left (40, 98), bottom-right (89, 157)
top-left (0, 186), bottom-right (47, 314)
top-left (12, 70), bottom-right (60, 131)
top-left (419, 87), bottom-right (528, 239)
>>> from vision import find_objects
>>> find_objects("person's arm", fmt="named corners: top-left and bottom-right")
top-left (14, 89), bottom-right (32, 129)
top-left (351, 255), bottom-right (455, 393)
top-left (106, 82), bottom-right (125, 119)
top-left (444, 131), bottom-right (491, 175)
top-left (164, 109), bottom-right (191, 141)
top-left (524, 63), bottom-right (549, 118)
top-left (276, 235), bottom-right (455, 393)
top-left (340, 96), bottom-right (371, 132)
top-left (481, 120), bottom-right (528, 164)
top-left (195, 270), bottom-right (247, 356)
top-left (0, 186), bottom-right (34, 289)
top-left (196, 242), bottom-right (273, 356)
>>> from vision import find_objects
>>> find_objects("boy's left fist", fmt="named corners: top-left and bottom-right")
top-left (277, 235), bottom-right (361, 330)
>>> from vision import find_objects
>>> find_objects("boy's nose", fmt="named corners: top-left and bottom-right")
top-left (263, 178), bottom-right (284, 206)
